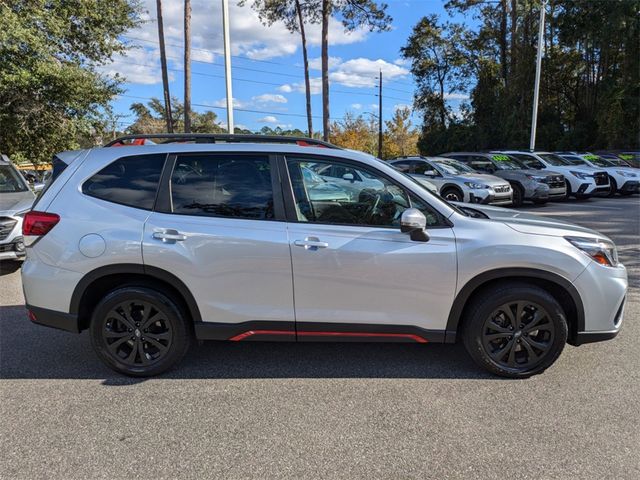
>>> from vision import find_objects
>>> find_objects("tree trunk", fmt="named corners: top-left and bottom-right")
top-left (321, 0), bottom-right (330, 141)
top-left (184, 0), bottom-right (192, 133)
top-left (156, 0), bottom-right (173, 132)
top-left (296, 0), bottom-right (313, 137)
top-left (500, 0), bottom-right (508, 84)
top-left (510, 0), bottom-right (517, 77)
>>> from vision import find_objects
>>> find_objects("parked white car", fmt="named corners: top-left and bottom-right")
top-left (0, 154), bottom-right (35, 261)
top-left (556, 153), bottom-right (639, 197)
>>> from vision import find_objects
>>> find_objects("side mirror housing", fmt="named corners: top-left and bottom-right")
top-left (422, 170), bottom-right (437, 177)
top-left (342, 173), bottom-right (355, 183)
top-left (400, 208), bottom-right (429, 242)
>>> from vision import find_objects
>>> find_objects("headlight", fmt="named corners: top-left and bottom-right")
top-left (464, 182), bottom-right (488, 189)
top-left (570, 171), bottom-right (590, 179)
top-left (616, 170), bottom-right (636, 177)
top-left (565, 236), bottom-right (618, 267)
top-left (526, 175), bottom-right (547, 182)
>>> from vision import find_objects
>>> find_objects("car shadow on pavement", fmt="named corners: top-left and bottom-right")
top-left (0, 261), bottom-right (21, 277)
top-left (0, 305), bottom-right (499, 383)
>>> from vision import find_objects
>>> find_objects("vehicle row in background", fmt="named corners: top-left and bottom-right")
top-left (0, 154), bottom-right (35, 261)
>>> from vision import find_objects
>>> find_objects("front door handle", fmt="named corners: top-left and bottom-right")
top-left (152, 228), bottom-right (187, 244)
top-left (294, 237), bottom-right (329, 251)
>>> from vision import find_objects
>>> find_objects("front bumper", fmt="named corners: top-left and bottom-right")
top-left (570, 261), bottom-right (627, 345)
top-left (469, 188), bottom-right (512, 206)
top-left (620, 180), bottom-right (639, 193)
top-left (0, 237), bottom-right (26, 261)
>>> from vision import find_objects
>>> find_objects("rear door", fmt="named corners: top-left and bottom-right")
top-left (143, 152), bottom-right (295, 339)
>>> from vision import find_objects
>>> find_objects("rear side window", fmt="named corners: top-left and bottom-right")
top-left (82, 154), bottom-right (166, 210)
top-left (170, 154), bottom-right (274, 220)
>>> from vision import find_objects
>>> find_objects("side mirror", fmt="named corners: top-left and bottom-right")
top-left (422, 170), bottom-right (437, 177)
top-left (400, 208), bottom-right (429, 242)
top-left (342, 173), bottom-right (355, 183)
top-left (33, 183), bottom-right (45, 193)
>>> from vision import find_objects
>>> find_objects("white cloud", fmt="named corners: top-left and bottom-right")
top-left (330, 58), bottom-right (409, 88)
top-left (208, 97), bottom-right (249, 108)
top-left (126, 1), bottom-right (369, 69)
top-left (101, 47), bottom-right (173, 85)
top-left (350, 103), bottom-right (363, 110)
top-left (252, 93), bottom-right (288, 104)
top-left (258, 115), bottom-right (279, 124)
top-left (393, 103), bottom-right (412, 111)
top-left (279, 77), bottom-right (323, 95)
top-left (444, 93), bottom-right (470, 100)
top-left (308, 56), bottom-right (342, 71)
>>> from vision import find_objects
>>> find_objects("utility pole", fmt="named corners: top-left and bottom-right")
top-left (156, 0), bottom-right (173, 133)
top-left (378, 70), bottom-right (383, 159)
top-left (529, 0), bottom-right (547, 151)
top-left (222, 0), bottom-right (234, 133)
top-left (184, 0), bottom-right (192, 133)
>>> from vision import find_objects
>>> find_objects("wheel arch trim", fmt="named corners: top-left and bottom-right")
top-left (69, 263), bottom-right (202, 323)
top-left (445, 267), bottom-right (585, 343)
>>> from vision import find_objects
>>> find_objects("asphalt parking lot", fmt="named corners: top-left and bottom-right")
top-left (1, 196), bottom-right (639, 479)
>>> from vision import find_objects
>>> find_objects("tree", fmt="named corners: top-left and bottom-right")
top-left (156, 0), bottom-right (173, 132)
top-left (128, 98), bottom-right (225, 135)
top-left (320, 1), bottom-right (392, 141)
top-left (382, 107), bottom-right (419, 159)
top-left (184, 0), bottom-right (192, 133)
top-left (239, 0), bottom-right (321, 137)
top-left (329, 112), bottom-right (378, 155)
top-left (0, 0), bottom-right (141, 165)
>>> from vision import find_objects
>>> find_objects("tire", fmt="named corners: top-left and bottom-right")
top-left (442, 187), bottom-right (463, 202)
top-left (90, 287), bottom-right (192, 377)
top-left (606, 177), bottom-right (617, 197)
top-left (511, 184), bottom-right (524, 207)
top-left (461, 283), bottom-right (568, 378)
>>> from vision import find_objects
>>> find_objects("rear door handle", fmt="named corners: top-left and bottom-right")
top-left (152, 229), bottom-right (187, 244)
top-left (294, 237), bottom-right (329, 251)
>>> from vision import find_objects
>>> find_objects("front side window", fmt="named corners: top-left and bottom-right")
top-left (287, 157), bottom-right (442, 228)
top-left (82, 154), bottom-right (166, 210)
top-left (537, 153), bottom-right (569, 167)
top-left (170, 154), bottom-right (274, 220)
top-left (511, 153), bottom-right (546, 169)
top-left (432, 159), bottom-right (474, 175)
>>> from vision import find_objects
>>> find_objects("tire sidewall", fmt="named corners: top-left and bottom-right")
top-left (443, 188), bottom-right (463, 202)
top-left (90, 287), bottom-right (191, 377)
top-left (463, 285), bottom-right (568, 378)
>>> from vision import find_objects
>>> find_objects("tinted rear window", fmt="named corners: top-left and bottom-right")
top-left (170, 154), bottom-right (274, 220)
top-left (82, 154), bottom-right (166, 210)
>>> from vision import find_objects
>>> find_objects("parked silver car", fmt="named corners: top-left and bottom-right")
top-left (21, 134), bottom-right (627, 378)
top-left (389, 156), bottom-right (513, 205)
top-left (441, 152), bottom-right (566, 206)
top-left (0, 154), bottom-right (35, 261)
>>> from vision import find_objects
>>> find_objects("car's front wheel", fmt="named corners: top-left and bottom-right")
top-left (462, 283), bottom-right (568, 378)
top-left (606, 177), bottom-right (617, 197)
top-left (90, 287), bottom-right (192, 377)
top-left (442, 187), bottom-right (464, 202)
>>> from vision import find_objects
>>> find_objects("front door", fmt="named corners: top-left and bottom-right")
top-left (143, 152), bottom-right (295, 340)
top-left (284, 155), bottom-right (457, 343)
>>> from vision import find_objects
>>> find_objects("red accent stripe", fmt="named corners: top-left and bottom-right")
top-left (228, 330), bottom-right (428, 343)
top-left (297, 331), bottom-right (428, 343)
top-left (229, 330), bottom-right (296, 341)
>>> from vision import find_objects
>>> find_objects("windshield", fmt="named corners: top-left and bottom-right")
top-left (432, 159), bottom-right (475, 175)
top-left (583, 154), bottom-right (613, 167)
top-left (508, 153), bottom-right (545, 169)
top-left (537, 153), bottom-right (569, 166)
top-left (491, 154), bottom-right (524, 170)
top-left (0, 165), bottom-right (29, 193)
top-left (561, 155), bottom-right (587, 166)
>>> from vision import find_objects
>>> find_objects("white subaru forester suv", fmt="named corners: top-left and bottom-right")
top-left (22, 135), bottom-right (627, 378)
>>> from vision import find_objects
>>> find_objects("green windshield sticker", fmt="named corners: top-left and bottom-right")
top-left (620, 154), bottom-right (633, 160)
top-left (492, 155), bottom-right (511, 162)
top-left (584, 154), bottom-right (600, 161)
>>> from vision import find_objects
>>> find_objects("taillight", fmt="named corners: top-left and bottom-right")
top-left (22, 211), bottom-right (60, 236)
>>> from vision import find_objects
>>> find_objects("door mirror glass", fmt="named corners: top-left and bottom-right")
top-left (400, 208), bottom-right (429, 242)
top-left (342, 173), bottom-right (355, 182)
top-left (422, 170), bottom-right (437, 177)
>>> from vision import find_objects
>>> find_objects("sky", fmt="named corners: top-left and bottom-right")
top-left (106, 0), bottom-right (472, 133)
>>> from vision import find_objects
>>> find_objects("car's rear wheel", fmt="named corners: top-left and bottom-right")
top-left (462, 283), bottom-right (568, 378)
top-left (90, 287), bottom-right (192, 377)
top-left (442, 187), bottom-right (463, 202)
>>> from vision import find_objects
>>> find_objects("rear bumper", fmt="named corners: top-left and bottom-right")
top-left (572, 329), bottom-right (619, 346)
top-left (26, 305), bottom-right (80, 333)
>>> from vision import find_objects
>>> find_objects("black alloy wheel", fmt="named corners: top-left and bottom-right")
top-left (462, 283), bottom-right (568, 378)
top-left (481, 301), bottom-right (555, 371)
top-left (90, 287), bottom-right (191, 376)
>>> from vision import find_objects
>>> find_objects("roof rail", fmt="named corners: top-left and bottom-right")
top-left (103, 133), bottom-right (340, 149)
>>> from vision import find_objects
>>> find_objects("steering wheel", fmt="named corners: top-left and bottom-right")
top-left (363, 192), bottom-right (383, 220)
